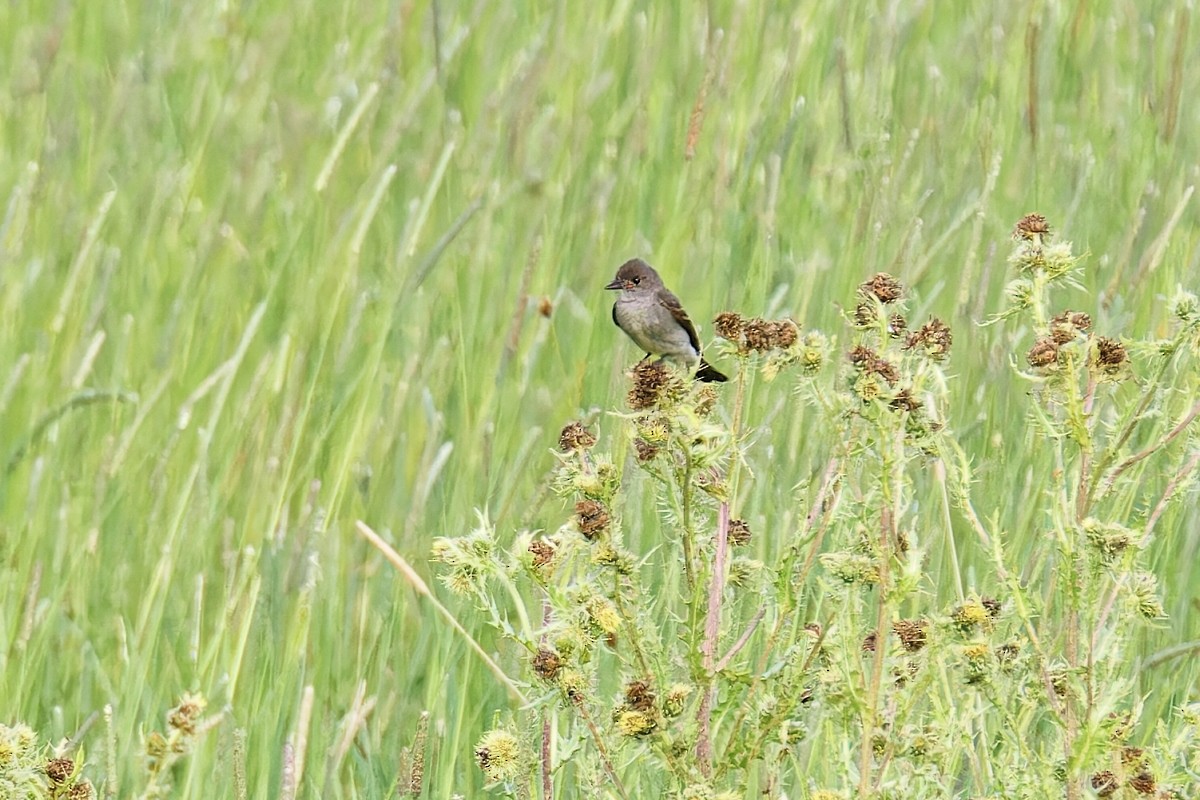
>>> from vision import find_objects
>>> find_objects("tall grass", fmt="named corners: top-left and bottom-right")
top-left (1, 1), bottom-right (1197, 797)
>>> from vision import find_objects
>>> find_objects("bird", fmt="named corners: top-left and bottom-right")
top-left (604, 258), bottom-right (728, 382)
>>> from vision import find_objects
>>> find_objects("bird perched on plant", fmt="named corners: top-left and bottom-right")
top-left (604, 258), bottom-right (727, 382)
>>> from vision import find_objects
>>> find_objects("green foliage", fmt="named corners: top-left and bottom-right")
top-left (2, 0), bottom-right (1200, 797)
top-left (434, 248), bottom-right (1200, 796)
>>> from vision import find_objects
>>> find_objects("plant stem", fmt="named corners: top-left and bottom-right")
top-left (695, 501), bottom-right (731, 778)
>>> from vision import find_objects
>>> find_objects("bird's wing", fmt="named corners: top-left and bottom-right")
top-left (657, 289), bottom-right (702, 354)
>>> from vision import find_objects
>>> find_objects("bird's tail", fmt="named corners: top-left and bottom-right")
top-left (695, 359), bottom-right (728, 383)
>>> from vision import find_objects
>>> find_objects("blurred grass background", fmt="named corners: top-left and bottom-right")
top-left (1, 0), bottom-right (1197, 796)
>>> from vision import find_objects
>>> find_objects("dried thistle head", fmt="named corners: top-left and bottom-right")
top-left (1013, 213), bottom-right (1051, 241)
top-left (713, 312), bottom-right (744, 341)
top-left (67, 783), bottom-right (95, 800)
top-left (904, 318), bottom-right (953, 361)
top-left (1090, 770), bottom-right (1118, 797)
top-left (1127, 770), bottom-right (1156, 794)
top-left (743, 318), bottom-right (773, 352)
top-left (1094, 336), bottom-right (1128, 376)
top-left (574, 499), bottom-right (610, 539)
top-left (859, 273), bottom-right (904, 304)
top-left (532, 648), bottom-right (562, 681)
top-left (45, 757), bottom-right (75, 785)
top-left (627, 360), bottom-right (678, 410)
top-left (770, 320), bottom-right (799, 348)
top-left (693, 384), bottom-right (719, 417)
top-left (728, 519), bottom-right (752, 546)
top-left (558, 421), bottom-right (597, 452)
top-left (853, 302), bottom-right (879, 328)
top-left (1027, 338), bottom-right (1060, 368)
top-left (167, 693), bottom-right (206, 735)
top-left (528, 539), bottom-right (556, 569)
top-left (848, 345), bottom-right (877, 369)
top-left (892, 619), bottom-right (928, 652)
top-left (848, 345), bottom-right (899, 386)
top-left (623, 679), bottom-right (656, 712)
top-left (633, 438), bottom-right (659, 462)
top-left (889, 388), bottom-right (920, 414)
top-left (1049, 310), bottom-right (1092, 343)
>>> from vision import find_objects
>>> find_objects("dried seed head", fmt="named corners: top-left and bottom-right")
top-left (1050, 310), bottom-right (1092, 344)
top-left (1013, 213), bottom-right (1051, 240)
top-left (893, 619), bottom-right (928, 652)
top-left (693, 384), bottom-right (719, 417)
top-left (980, 597), bottom-right (1002, 618)
top-left (848, 345), bottom-right (876, 368)
top-left (167, 693), bottom-right (206, 735)
top-left (532, 649), bottom-right (562, 681)
top-left (889, 389), bottom-right (920, 414)
top-left (1095, 337), bottom-right (1128, 374)
top-left (623, 680), bottom-right (656, 712)
top-left (633, 438), bottom-right (659, 462)
top-left (860, 273), bottom-right (904, 303)
top-left (528, 539), bottom-right (556, 568)
top-left (67, 784), bottom-right (94, 800)
top-left (1091, 770), bottom-right (1119, 797)
top-left (743, 319), bottom-right (773, 352)
top-left (574, 499), bottom-right (610, 539)
top-left (904, 318), bottom-right (953, 361)
top-left (771, 320), bottom-right (799, 348)
top-left (861, 631), bottom-right (878, 653)
top-left (713, 312), bottom-right (744, 341)
top-left (46, 758), bottom-right (75, 785)
top-left (1027, 338), bottom-right (1059, 368)
top-left (872, 358), bottom-right (900, 385)
top-left (558, 421), bottom-right (597, 452)
top-left (628, 360), bottom-right (673, 410)
top-left (847, 345), bottom-right (899, 384)
top-left (728, 519), bottom-right (752, 546)
top-left (853, 302), bottom-right (878, 328)
top-left (996, 642), bottom-right (1020, 665)
top-left (1128, 771), bottom-right (1156, 795)
top-left (888, 313), bottom-right (908, 338)
top-left (1121, 746), bottom-right (1147, 768)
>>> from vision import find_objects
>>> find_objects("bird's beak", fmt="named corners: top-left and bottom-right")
top-left (604, 278), bottom-right (627, 291)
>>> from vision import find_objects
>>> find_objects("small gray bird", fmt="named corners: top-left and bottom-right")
top-left (605, 258), bottom-right (728, 382)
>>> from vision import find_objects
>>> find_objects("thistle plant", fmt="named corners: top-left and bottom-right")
top-left (420, 214), bottom-right (1200, 798)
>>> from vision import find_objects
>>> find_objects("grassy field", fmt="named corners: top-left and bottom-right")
top-left (2, 1), bottom-right (1198, 797)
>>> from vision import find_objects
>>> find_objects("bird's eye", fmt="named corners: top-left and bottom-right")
top-left (632, 277), bottom-right (640, 285)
